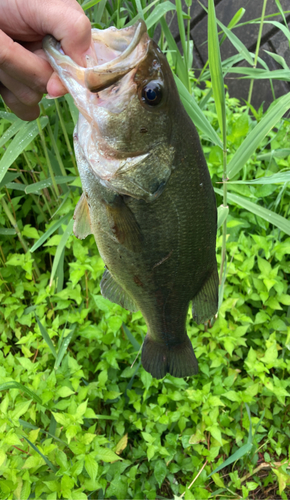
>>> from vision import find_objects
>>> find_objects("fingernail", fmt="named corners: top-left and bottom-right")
top-left (46, 93), bottom-right (65, 100)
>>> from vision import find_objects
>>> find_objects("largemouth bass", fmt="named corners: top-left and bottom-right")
top-left (43, 20), bottom-right (218, 379)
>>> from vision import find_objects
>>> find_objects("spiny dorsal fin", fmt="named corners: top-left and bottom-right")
top-left (103, 195), bottom-right (143, 253)
top-left (73, 192), bottom-right (92, 240)
top-left (100, 269), bottom-right (139, 312)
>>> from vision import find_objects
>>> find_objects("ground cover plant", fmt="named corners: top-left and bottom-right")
top-left (1, 0), bottom-right (290, 498)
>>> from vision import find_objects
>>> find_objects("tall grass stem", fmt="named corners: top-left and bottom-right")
top-left (247, 0), bottom-right (268, 106)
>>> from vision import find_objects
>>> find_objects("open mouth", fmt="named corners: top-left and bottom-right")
top-left (43, 20), bottom-right (149, 93)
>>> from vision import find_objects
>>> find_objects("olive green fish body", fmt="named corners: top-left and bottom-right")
top-left (44, 21), bottom-right (218, 379)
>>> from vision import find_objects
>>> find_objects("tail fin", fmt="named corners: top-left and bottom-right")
top-left (141, 335), bottom-right (198, 379)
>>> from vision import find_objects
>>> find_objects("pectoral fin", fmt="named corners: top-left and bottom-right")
top-left (103, 195), bottom-right (143, 252)
top-left (192, 267), bottom-right (219, 324)
top-left (73, 192), bottom-right (92, 240)
top-left (107, 144), bottom-right (174, 201)
top-left (101, 269), bottom-right (138, 312)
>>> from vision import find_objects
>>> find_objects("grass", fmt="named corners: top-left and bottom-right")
top-left (1, 1), bottom-right (290, 498)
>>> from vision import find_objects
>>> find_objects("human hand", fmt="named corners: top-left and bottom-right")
top-left (0, 0), bottom-right (91, 120)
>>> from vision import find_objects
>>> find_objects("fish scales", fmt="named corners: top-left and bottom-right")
top-left (43, 20), bottom-right (218, 379)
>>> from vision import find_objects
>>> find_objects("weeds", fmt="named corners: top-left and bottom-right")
top-left (1, 1), bottom-right (290, 498)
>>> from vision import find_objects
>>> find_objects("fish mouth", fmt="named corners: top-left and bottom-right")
top-left (43, 20), bottom-right (149, 93)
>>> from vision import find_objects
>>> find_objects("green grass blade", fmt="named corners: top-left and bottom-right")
top-left (0, 118), bottom-right (25, 149)
top-left (54, 325), bottom-right (76, 370)
top-left (175, 0), bottom-right (187, 67)
top-left (145, 1), bottom-right (176, 30)
top-left (81, 0), bottom-right (101, 10)
top-left (35, 315), bottom-right (57, 359)
top-left (217, 18), bottom-right (254, 66)
top-left (226, 171), bottom-right (290, 185)
top-left (0, 117), bottom-right (48, 184)
top-left (227, 92), bottom-right (290, 179)
top-left (215, 187), bottom-right (290, 235)
top-left (0, 381), bottom-right (42, 405)
top-left (0, 171), bottom-right (21, 189)
top-left (217, 205), bottom-right (229, 229)
top-left (208, 0), bottom-right (226, 139)
top-left (30, 215), bottom-right (68, 253)
top-left (160, 17), bottom-right (188, 88)
top-left (0, 228), bottom-right (16, 235)
top-left (173, 75), bottom-right (223, 148)
top-left (0, 111), bottom-right (20, 122)
top-left (65, 94), bottom-right (79, 126)
top-left (49, 218), bottom-right (74, 287)
top-left (257, 148), bottom-right (290, 160)
top-left (275, 0), bottom-right (288, 28)
top-left (23, 437), bottom-right (58, 473)
top-left (245, 403), bottom-right (252, 445)
top-left (30, 214), bottom-right (69, 253)
top-left (227, 67), bottom-right (290, 80)
top-left (25, 175), bottom-right (76, 194)
top-left (208, 442), bottom-right (252, 477)
top-left (122, 323), bottom-right (141, 352)
top-left (264, 49), bottom-right (289, 70)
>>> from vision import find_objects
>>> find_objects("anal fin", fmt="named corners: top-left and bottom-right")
top-left (100, 269), bottom-right (139, 313)
top-left (192, 267), bottom-right (219, 324)
top-left (73, 192), bottom-right (92, 240)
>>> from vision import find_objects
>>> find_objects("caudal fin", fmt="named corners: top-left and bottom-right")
top-left (141, 334), bottom-right (198, 379)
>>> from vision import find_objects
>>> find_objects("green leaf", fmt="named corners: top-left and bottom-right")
top-left (35, 315), bottom-right (57, 359)
top-left (85, 455), bottom-right (98, 480)
top-left (95, 447), bottom-right (122, 462)
top-left (215, 188), bottom-right (290, 235)
top-left (227, 92), bottom-right (290, 179)
top-left (173, 75), bottom-right (223, 148)
top-left (0, 117), bottom-right (48, 185)
top-left (154, 460), bottom-right (167, 488)
top-left (49, 218), bottom-right (74, 286)
top-left (217, 205), bottom-right (229, 229)
top-left (208, 0), bottom-right (226, 139)
top-left (11, 400), bottom-right (32, 420)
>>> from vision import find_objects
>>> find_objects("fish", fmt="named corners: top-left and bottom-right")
top-left (43, 20), bottom-right (218, 379)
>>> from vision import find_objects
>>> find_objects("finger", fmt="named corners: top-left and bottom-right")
top-left (0, 30), bottom-right (53, 93)
top-left (24, 0), bottom-right (92, 65)
top-left (0, 84), bottom-right (40, 121)
top-left (46, 71), bottom-right (68, 97)
top-left (0, 69), bottom-right (43, 106)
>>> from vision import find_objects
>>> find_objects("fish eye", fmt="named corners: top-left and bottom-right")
top-left (141, 81), bottom-right (162, 106)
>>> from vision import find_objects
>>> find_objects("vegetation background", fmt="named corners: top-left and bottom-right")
top-left (1, 0), bottom-right (290, 498)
